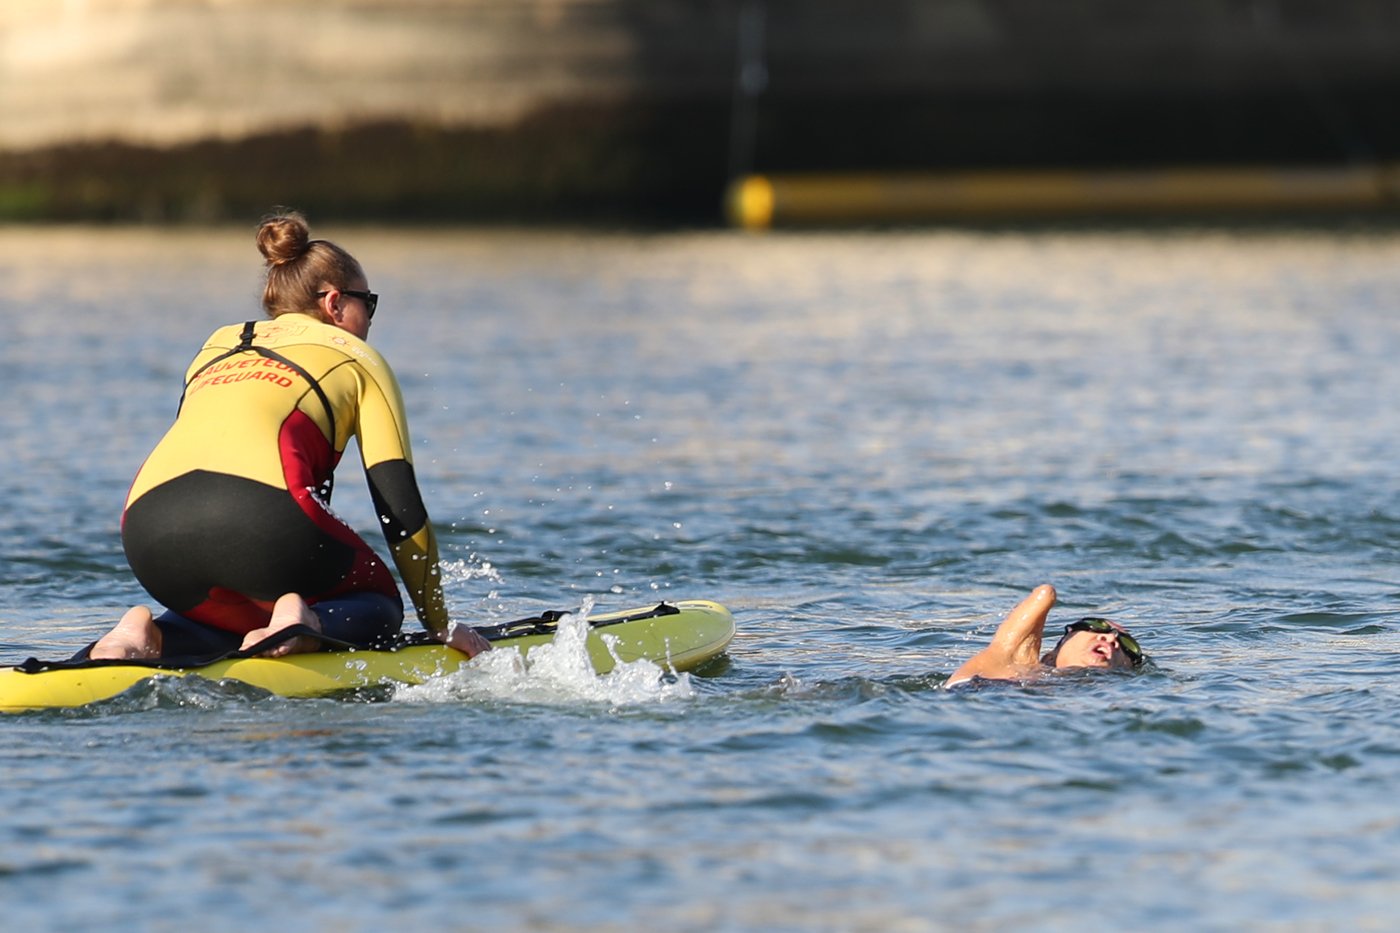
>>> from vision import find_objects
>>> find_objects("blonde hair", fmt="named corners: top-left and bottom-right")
top-left (255, 209), bottom-right (364, 318)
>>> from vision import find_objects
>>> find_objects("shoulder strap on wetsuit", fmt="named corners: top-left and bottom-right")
top-left (177, 321), bottom-right (338, 444)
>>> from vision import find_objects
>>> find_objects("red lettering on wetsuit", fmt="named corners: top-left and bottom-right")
top-left (187, 357), bottom-right (298, 395)
top-left (201, 372), bottom-right (295, 388)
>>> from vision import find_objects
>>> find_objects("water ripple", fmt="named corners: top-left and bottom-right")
top-left (6, 227), bottom-right (1400, 929)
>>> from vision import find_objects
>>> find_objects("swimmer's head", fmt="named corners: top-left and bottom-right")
top-left (1041, 617), bottom-right (1145, 671)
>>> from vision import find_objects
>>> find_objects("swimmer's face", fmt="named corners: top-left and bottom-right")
top-left (1053, 628), bottom-right (1136, 670)
top-left (1049, 617), bottom-right (1145, 671)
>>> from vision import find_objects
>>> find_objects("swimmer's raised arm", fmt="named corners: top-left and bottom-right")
top-left (946, 584), bottom-right (1057, 687)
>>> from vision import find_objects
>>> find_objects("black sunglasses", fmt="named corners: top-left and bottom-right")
top-left (317, 288), bottom-right (378, 319)
top-left (1061, 617), bottom-right (1146, 668)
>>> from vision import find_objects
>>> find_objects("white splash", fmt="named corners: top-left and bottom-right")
top-left (394, 601), bottom-right (695, 707)
top-left (438, 555), bottom-right (505, 587)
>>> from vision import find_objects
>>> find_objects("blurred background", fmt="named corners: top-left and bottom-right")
top-left (4, 0), bottom-right (1400, 226)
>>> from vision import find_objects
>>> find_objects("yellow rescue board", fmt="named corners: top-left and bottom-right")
top-left (0, 600), bottom-right (734, 713)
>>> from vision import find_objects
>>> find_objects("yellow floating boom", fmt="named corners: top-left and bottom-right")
top-left (726, 164), bottom-right (1400, 229)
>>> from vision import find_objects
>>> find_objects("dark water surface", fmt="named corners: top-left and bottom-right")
top-left (4, 225), bottom-right (1400, 930)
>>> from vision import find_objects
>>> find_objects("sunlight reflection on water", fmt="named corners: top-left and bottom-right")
top-left (4, 224), bottom-right (1400, 929)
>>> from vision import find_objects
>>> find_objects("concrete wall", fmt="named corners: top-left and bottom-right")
top-left (3, 0), bottom-right (1399, 221)
top-left (1, 0), bottom-right (744, 150)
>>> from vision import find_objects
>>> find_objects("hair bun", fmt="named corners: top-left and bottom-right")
top-left (256, 209), bottom-right (311, 266)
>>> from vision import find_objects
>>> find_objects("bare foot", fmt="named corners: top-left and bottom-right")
top-left (442, 621), bottom-right (492, 658)
top-left (239, 594), bottom-right (324, 657)
top-left (91, 606), bottom-right (162, 660)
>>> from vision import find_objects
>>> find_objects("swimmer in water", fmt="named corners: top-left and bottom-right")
top-left (946, 584), bottom-right (1146, 687)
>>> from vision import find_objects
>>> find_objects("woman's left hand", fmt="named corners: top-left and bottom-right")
top-left (441, 622), bottom-right (492, 658)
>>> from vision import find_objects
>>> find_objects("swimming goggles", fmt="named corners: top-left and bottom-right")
top-left (1061, 617), bottom-right (1146, 668)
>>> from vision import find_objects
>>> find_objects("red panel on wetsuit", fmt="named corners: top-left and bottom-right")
top-left (278, 409), bottom-right (399, 605)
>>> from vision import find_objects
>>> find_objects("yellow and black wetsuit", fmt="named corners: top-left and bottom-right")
top-left (121, 313), bottom-right (448, 649)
